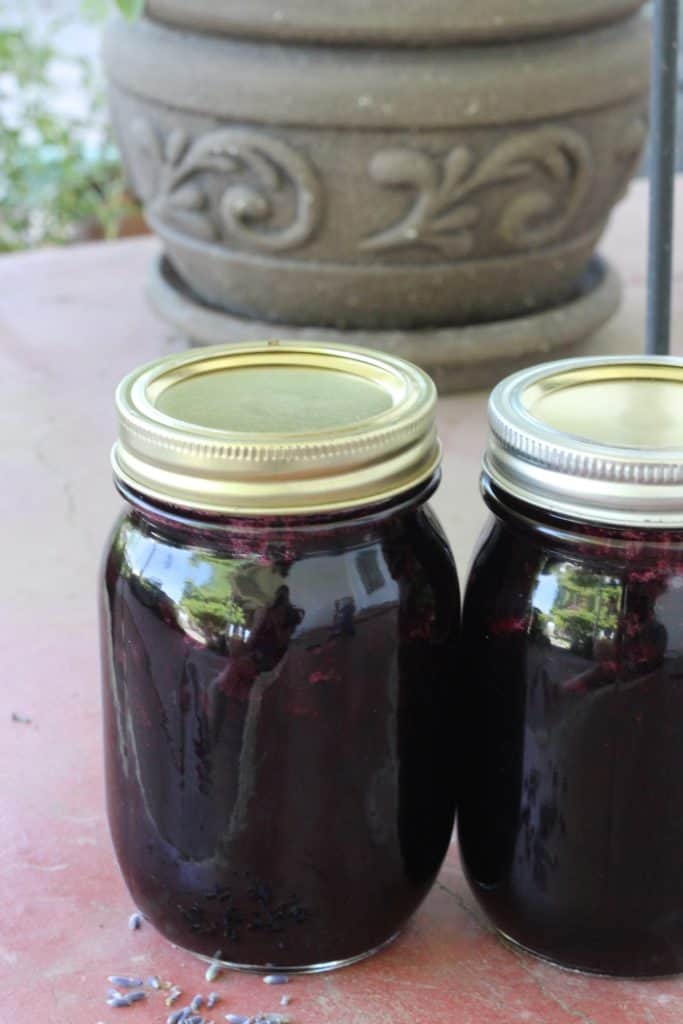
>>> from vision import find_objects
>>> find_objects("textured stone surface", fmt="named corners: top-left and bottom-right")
top-left (147, 254), bottom-right (622, 393)
top-left (103, 8), bottom-right (649, 329)
top-left (145, 0), bottom-right (646, 44)
top-left (2, 179), bottom-right (683, 1020)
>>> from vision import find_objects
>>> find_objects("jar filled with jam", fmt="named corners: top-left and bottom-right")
top-left (459, 356), bottom-right (683, 977)
top-left (100, 341), bottom-right (460, 972)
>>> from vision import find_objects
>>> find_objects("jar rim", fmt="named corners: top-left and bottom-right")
top-left (112, 340), bottom-right (441, 516)
top-left (485, 355), bottom-right (683, 528)
top-left (116, 472), bottom-right (440, 535)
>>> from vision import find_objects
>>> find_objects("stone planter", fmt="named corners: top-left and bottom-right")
top-left (143, 0), bottom-right (647, 44)
top-left (148, 253), bottom-right (622, 394)
top-left (103, 1), bottom-right (649, 382)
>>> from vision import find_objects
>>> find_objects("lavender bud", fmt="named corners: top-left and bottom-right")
top-left (126, 991), bottom-right (146, 1004)
top-left (165, 986), bottom-right (183, 1006)
top-left (108, 976), bottom-right (144, 989)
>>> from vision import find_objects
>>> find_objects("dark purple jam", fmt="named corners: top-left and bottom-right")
top-left (459, 476), bottom-right (683, 977)
top-left (101, 479), bottom-right (459, 969)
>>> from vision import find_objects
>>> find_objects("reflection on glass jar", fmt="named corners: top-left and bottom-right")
top-left (459, 356), bottom-right (683, 977)
top-left (100, 342), bottom-right (460, 971)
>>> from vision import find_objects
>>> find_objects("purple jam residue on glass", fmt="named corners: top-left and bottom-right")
top-left (459, 480), bottom-right (683, 976)
top-left (101, 483), bottom-right (459, 968)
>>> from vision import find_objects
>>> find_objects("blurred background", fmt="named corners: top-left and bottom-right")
top-left (1, 0), bottom-right (145, 252)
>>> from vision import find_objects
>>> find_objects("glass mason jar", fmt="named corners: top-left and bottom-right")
top-left (100, 341), bottom-right (460, 972)
top-left (459, 356), bottom-right (683, 977)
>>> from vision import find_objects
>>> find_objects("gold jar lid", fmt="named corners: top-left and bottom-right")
top-left (112, 340), bottom-right (440, 515)
top-left (485, 356), bottom-right (683, 527)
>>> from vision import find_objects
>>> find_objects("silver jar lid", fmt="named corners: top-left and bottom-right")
top-left (484, 356), bottom-right (683, 527)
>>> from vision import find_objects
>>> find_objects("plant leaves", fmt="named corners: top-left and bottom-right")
top-left (0, 19), bottom-right (137, 250)
top-left (115, 0), bottom-right (144, 20)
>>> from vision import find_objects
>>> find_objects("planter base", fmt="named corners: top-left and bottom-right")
top-left (147, 253), bottom-right (621, 393)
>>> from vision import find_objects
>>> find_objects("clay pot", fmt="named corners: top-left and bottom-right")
top-left (103, 2), bottom-right (648, 330)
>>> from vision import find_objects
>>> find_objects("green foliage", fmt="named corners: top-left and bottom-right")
top-left (115, 0), bottom-right (145, 18)
top-left (0, 12), bottom-right (138, 251)
top-left (183, 592), bottom-right (247, 637)
top-left (180, 561), bottom-right (247, 640)
top-left (80, 0), bottom-right (143, 21)
top-left (551, 566), bottom-right (620, 654)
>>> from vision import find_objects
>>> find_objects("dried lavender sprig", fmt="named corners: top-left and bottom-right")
top-left (168, 1012), bottom-right (185, 1024)
top-left (107, 989), bottom-right (123, 1001)
top-left (107, 996), bottom-right (132, 1008)
top-left (165, 986), bottom-right (183, 1006)
top-left (191, 995), bottom-right (204, 1011)
top-left (147, 975), bottom-right (162, 990)
top-left (225, 1015), bottom-right (249, 1024)
top-left (206, 994), bottom-right (219, 1009)
top-left (126, 991), bottom-right (146, 1004)
top-left (263, 975), bottom-right (289, 985)
top-left (128, 911), bottom-right (143, 930)
top-left (205, 962), bottom-right (222, 982)
top-left (108, 976), bottom-right (144, 989)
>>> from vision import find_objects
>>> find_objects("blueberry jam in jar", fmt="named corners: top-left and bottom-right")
top-left (459, 356), bottom-right (683, 977)
top-left (101, 341), bottom-right (459, 971)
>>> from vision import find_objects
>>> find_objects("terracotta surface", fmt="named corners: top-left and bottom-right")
top-left (2, 178), bottom-right (683, 1022)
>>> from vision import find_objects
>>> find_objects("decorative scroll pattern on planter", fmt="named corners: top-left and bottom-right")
top-left (130, 121), bottom-right (322, 252)
top-left (361, 127), bottom-right (593, 256)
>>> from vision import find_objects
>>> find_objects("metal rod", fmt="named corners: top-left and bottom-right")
top-left (646, 0), bottom-right (680, 356)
